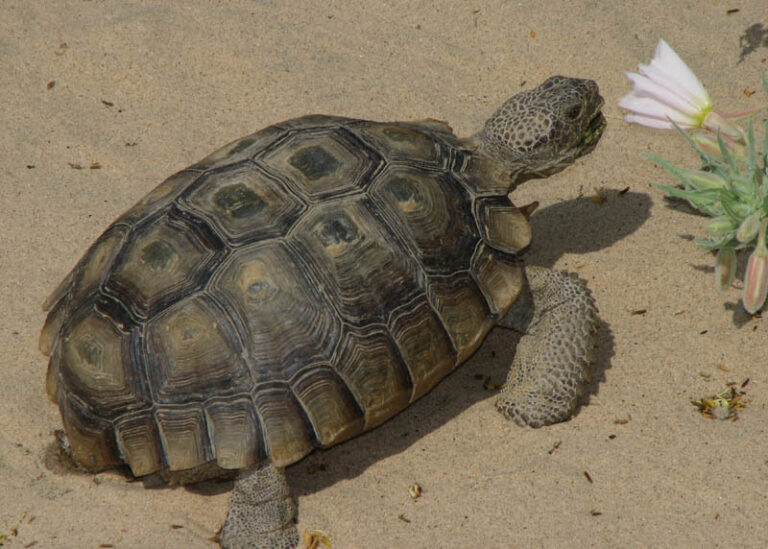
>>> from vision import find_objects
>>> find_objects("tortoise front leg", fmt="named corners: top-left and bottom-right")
top-left (495, 266), bottom-right (598, 427)
top-left (220, 463), bottom-right (300, 549)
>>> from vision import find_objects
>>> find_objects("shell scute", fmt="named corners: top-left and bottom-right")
top-left (369, 167), bottom-right (479, 274)
top-left (333, 326), bottom-right (412, 430)
top-left (388, 297), bottom-right (457, 401)
top-left (145, 295), bottom-right (251, 403)
top-left (259, 126), bottom-right (383, 201)
top-left (53, 307), bottom-right (148, 417)
top-left (252, 383), bottom-right (314, 467)
top-left (291, 366), bottom-right (365, 448)
top-left (106, 216), bottom-right (219, 318)
top-left (206, 397), bottom-right (264, 469)
top-left (180, 162), bottom-right (306, 244)
top-left (290, 198), bottom-right (424, 325)
top-left (114, 413), bottom-right (164, 476)
top-left (156, 406), bottom-right (213, 471)
top-left (428, 273), bottom-right (493, 362)
top-left (212, 242), bottom-right (340, 382)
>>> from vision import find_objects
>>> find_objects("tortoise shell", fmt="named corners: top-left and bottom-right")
top-left (41, 115), bottom-right (531, 477)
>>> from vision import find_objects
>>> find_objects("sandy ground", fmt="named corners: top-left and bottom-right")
top-left (2, 1), bottom-right (768, 548)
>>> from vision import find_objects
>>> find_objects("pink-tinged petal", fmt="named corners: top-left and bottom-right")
top-left (648, 39), bottom-right (710, 108)
top-left (623, 114), bottom-right (676, 129)
top-left (743, 249), bottom-right (768, 314)
top-left (619, 39), bottom-right (718, 131)
top-left (701, 111), bottom-right (745, 142)
top-left (743, 219), bottom-right (768, 314)
top-left (637, 62), bottom-right (706, 112)
top-left (618, 94), bottom-right (700, 125)
top-left (624, 72), bottom-right (702, 117)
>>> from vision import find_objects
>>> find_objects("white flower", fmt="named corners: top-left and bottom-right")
top-left (619, 39), bottom-right (742, 140)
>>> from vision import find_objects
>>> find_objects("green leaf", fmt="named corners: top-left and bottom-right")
top-left (729, 175), bottom-right (759, 205)
top-left (645, 153), bottom-right (730, 193)
top-left (746, 119), bottom-right (757, 179)
top-left (652, 183), bottom-right (726, 217)
top-left (668, 120), bottom-right (713, 165)
top-left (721, 196), bottom-right (753, 219)
top-left (716, 129), bottom-right (738, 173)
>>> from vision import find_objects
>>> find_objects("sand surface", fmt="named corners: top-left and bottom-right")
top-left (2, 2), bottom-right (768, 548)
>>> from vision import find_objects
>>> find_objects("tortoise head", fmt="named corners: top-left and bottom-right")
top-left (475, 75), bottom-right (605, 186)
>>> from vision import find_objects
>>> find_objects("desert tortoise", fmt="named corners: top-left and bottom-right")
top-left (41, 75), bottom-right (605, 548)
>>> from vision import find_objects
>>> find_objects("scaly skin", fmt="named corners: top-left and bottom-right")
top-left (495, 266), bottom-right (599, 427)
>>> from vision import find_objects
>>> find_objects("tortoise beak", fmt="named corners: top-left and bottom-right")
top-left (582, 97), bottom-right (606, 148)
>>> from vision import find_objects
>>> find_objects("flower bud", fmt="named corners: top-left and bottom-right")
top-left (706, 217), bottom-right (736, 236)
top-left (679, 168), bottom-right (728, 191)
top-left (701, 111), bottom-right (746, 143)
top-left (689, 133), bottom-right (747, 163)
top-left (736, 212), bottom-right (763, 244)
top-left (715, 246), bottom-right (736, 292)
top-left (743, 219), bottom-right (768, 314)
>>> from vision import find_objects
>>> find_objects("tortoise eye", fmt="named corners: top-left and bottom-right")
top-left (565, 104), bottom-right (582, 120)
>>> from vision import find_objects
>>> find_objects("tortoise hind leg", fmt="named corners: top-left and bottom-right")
top-left (495, 266), bottom-right (598, 427)
top-left (220, 463), bottom-right (299, 549)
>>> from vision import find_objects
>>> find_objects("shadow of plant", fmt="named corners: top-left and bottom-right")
top-left (739, 22), bottom-right (768, 64)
